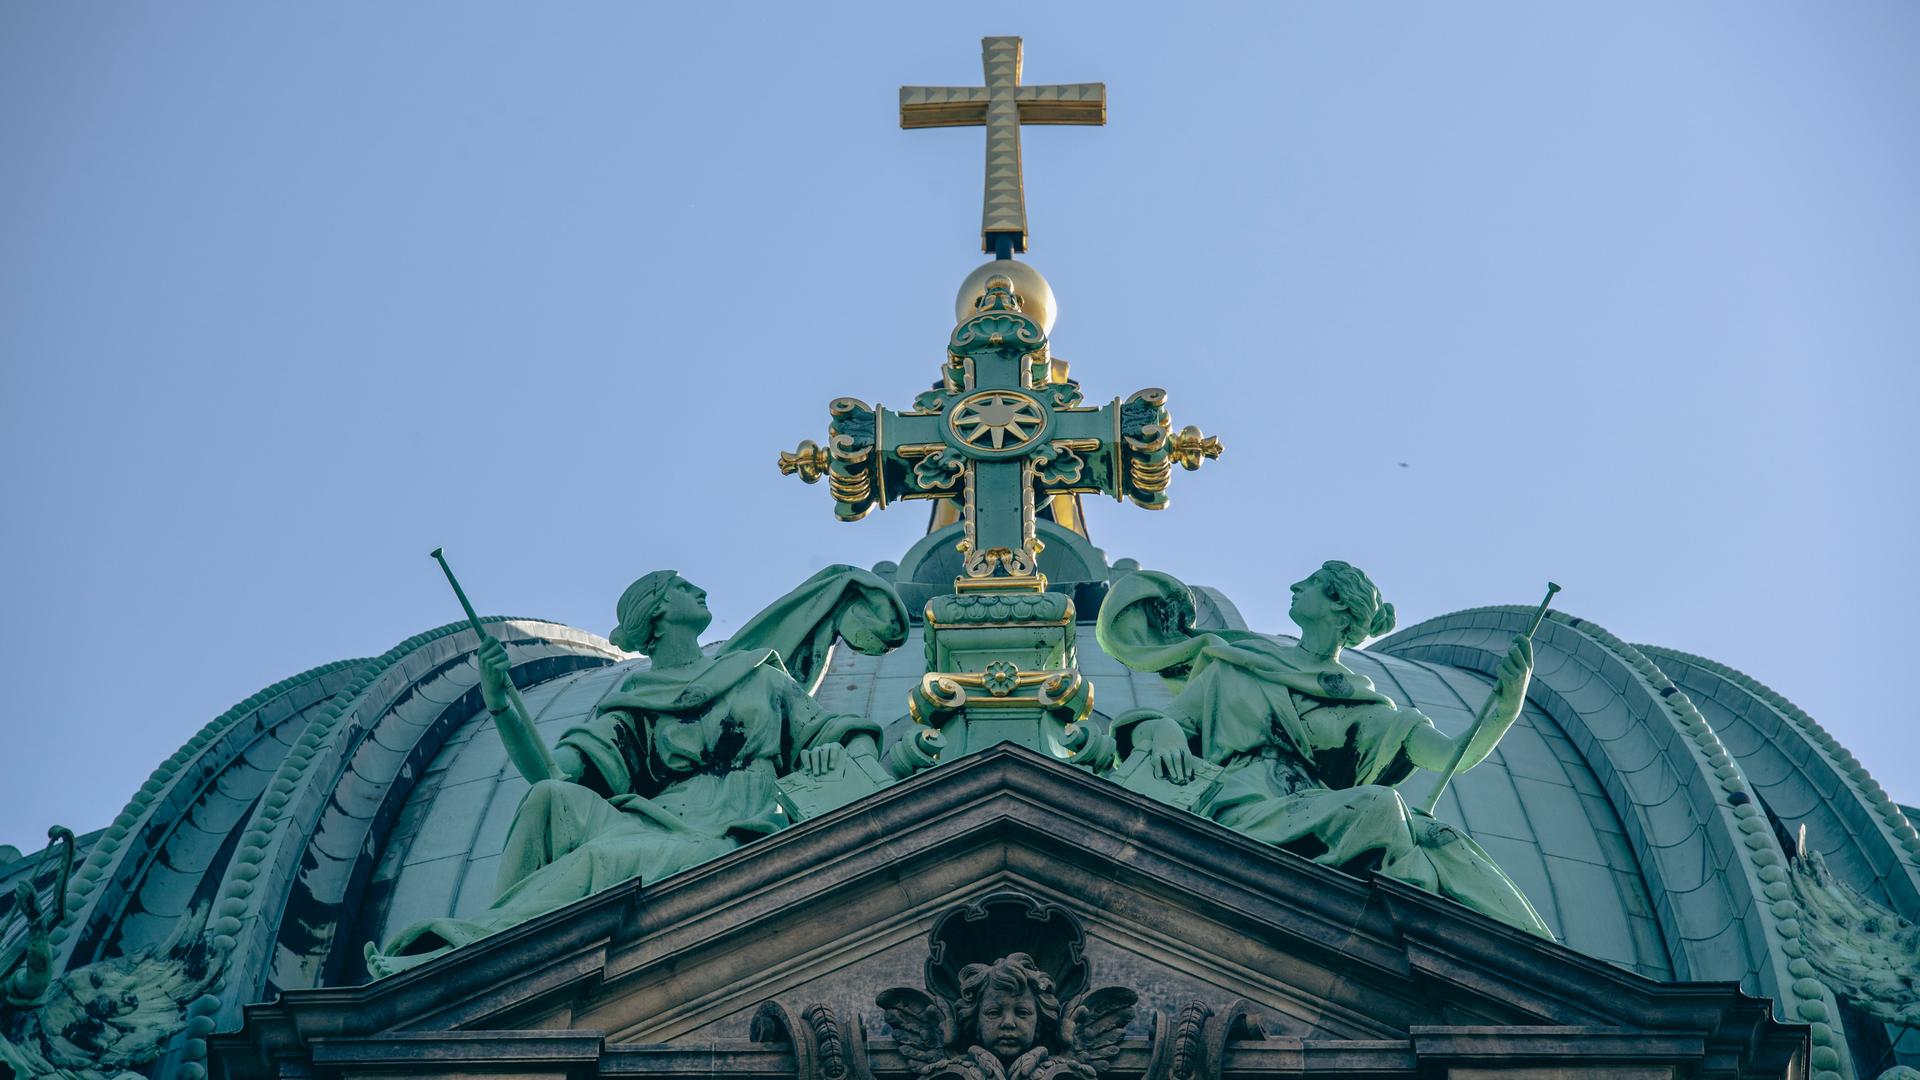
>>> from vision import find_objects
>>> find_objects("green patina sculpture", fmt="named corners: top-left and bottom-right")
top-left (1, 827), bottom-right (223, 1080)
top-left (1, 827), bottom-right (70, 1013)
top-left (1087, 563), bottom-right (1552, 937)
top-left (780, 271), bottom-right (1221, 763)
top-left (1787, 837), bottom-right (1920, 1027)
top-left (365, 564), bottom-right (908, 977)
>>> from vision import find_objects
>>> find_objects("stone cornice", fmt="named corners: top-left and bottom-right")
top-left (229, 1031), bottom-right (1806, 1080)
top-left (214, 745), bottom-right (1804, 1080)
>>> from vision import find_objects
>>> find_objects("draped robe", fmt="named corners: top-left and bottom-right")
top-left (365, 567), bottom-right (903, 977)
top-left (1097, 571), bottom-right (1550, 937)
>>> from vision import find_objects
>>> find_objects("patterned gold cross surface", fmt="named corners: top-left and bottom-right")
top-left (901, 37), bottom-right (1105, 255)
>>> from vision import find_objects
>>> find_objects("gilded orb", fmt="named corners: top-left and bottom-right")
top-left (955, 258), bottom-right (1056, 336)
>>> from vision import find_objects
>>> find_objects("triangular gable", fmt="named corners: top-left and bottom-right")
top-left (215, 746), bottom-right (1802, 1080)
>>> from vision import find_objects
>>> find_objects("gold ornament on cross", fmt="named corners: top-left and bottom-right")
top-left (949, 391), bottom-right (1046, 451)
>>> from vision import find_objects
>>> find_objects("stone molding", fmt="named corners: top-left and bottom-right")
top-left (214, 747), bottom-right (1805, 1080)
top-left (239, 1030), bottom-right (1790, 1080)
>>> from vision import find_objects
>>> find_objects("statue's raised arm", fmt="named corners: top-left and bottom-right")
top-left (1093, 562), bottom-right (1552, 937)
top-left (368, 565), bottom-right (907, 978)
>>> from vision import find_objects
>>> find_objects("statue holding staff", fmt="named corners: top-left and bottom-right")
top-left (366, 558), bottom-right (909, 977)
top-left (1088, 562), bottom-right (1553, 936)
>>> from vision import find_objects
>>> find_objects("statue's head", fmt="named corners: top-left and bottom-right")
top-left (1289, 560), bottom-right (1396, 648)
top-left (610, 571), bottom-right (712, 654)
top-left (955, 952), bottom-right (1059, 1063)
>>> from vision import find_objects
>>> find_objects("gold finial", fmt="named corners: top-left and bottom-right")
top-left (1168, 426), bottom-right (1224, 470)
top-left (901, 37), bottom-right (1105, 254)
top-left (954, 257), bottom-right (1056, 334)
top-left (777, 440), bottom-right (830, 483)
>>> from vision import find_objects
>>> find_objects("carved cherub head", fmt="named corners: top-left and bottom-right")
top-left (954, 953), bottom-right (1061, 1064)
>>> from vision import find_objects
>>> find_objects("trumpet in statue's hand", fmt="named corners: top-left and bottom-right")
top-left (1419, 582), bottom-right (1560, 815)
top-left (430, 548), bottom-right (563, 784)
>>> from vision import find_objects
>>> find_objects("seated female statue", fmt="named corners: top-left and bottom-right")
top-left (366, 564), bottom-right (907, 976)
top-left (1093, 561), bottom-right (1551, 936)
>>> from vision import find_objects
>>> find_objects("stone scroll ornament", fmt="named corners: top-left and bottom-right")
top-left (0, 827), bottom-right (225, 1080)
top-left (1142, 1000), bottom-right (1264, 1080)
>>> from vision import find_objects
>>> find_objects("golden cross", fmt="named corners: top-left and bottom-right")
top-left (901, 37), bottom-right (1105, 255)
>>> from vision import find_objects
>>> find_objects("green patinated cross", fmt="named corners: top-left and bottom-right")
top-left (779, 274), bottom-right (1220, 590)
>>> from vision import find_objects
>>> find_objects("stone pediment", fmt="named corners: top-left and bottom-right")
top-left (214, 746), bottom-right (1802, 1080)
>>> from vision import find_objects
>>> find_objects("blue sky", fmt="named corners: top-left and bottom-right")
top-left (2, 3), bottom-right (1915, 852)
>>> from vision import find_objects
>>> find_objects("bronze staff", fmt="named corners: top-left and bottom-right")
top-left (1, 826), bottom-right (75, 1007)
top-left (430, 548), bottom-right (561, 783)
top-left (1419, 582), bottom-right (1561, 815)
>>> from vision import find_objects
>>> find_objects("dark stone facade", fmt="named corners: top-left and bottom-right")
top-left (212, 747), bottom-right (1805, 1080)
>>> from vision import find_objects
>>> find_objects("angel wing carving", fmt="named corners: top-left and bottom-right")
top-left (877, 986), bottom-right (960, 1073)
top-left (1060, 985), bottom-right (1138, 1074)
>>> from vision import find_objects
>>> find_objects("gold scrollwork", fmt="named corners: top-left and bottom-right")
top-left (811, 397), bottom-right (877, 507)
top-left (912, 667), bottom-right (1093, 722)
top-left (920, 674), bottom-right (969, 711)
top-left (952, 317), bottom-right (1045, 353)
top-left (1035, 669), bottom-right (1082, 708)
top-left (1123, 422), bottom-right (1168, 455)
top-left (829, 470), bottom-right (872, 504)
top-left (1032, 441), bottom-right (1087, 487)
top-left (827, 430), bottom-right (872, 465)
top-left (1038, 670), bottom-right (1095, 723)
top-left (911, 447), bottom-right (966, 493)
top-left (962, 545), bottom-right (1041, 579)
top-left (1129, 456), bottom-right (1172, 494)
